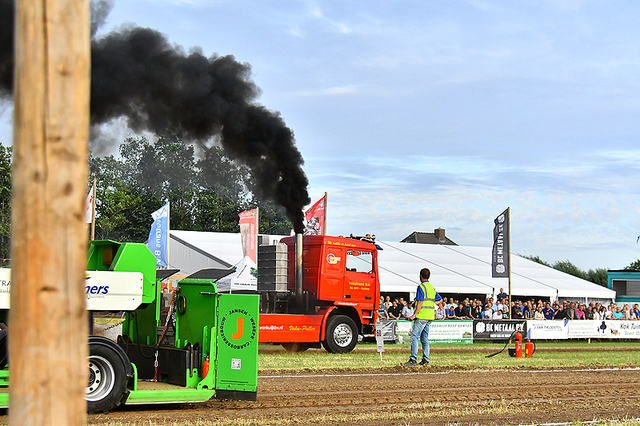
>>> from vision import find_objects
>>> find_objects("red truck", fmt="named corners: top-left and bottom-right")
top-left (257, 234), bottom-right (380, 353)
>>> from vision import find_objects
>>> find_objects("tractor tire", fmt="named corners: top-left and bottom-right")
top-left (282, 342), bottom-right (310, 352)
top-left (322, 315), bottom-right (358, 354)
top-left (87, 342), bottom-right (128, 414)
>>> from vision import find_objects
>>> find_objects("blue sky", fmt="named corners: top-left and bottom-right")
top-left (2, 0), bottom-right (640, 270)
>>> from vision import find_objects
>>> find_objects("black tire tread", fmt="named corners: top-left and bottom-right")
top-left (87, 343), bottom-right (128, 414)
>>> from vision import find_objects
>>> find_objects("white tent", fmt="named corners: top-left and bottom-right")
top-left (169, 230), bottom-right (241, 273)
top-left (165, 231), bottom-right (615, 304)
top-left (169, 230), bottom-right (285, 275)
top-left (216, 256), bottom-right (258, 293)
top-left (376, 241), bottom-right (615, 304)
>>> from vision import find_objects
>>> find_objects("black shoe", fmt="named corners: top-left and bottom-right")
top-left (419, 359), bottom-right (429, 366)
top-left (402, 359), bottom-right (418, 367)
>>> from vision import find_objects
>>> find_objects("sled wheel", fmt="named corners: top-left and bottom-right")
top-left (87, 343), bottom-right (127, 414)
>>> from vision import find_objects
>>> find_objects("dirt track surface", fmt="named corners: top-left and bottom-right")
top-left (78, 366), bottom-right (640, 425)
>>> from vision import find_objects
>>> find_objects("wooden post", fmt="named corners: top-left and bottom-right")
top-left (10, 0), bottom-right (90, 425)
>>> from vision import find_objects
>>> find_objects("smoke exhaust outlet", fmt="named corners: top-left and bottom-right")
top-left (295, 233), bottom-right (303, 305)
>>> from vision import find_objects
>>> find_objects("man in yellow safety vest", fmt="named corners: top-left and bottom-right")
top-left (403, 268), bottom-right (439, 367)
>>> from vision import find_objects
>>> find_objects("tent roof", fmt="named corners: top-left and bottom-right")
top-left (217, 256), bottom-right (258, 292)
top-left (167, 231), bottom-right (615, 302)
top-left (170, 230), bottom-right (244, 270)
top-left (377, 240), bottom-right (615, 301)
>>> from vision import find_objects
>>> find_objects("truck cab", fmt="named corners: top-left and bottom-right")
top-left (258, 234), bottom-right (380, 353)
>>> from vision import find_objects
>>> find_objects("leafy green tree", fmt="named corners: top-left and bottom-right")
top-left (89, 134), bottom-right (292, 240)
top-left (625, 259), bottom-right (640, 271)
top-left (253, 198), bottom-right (292, 235)
top-left (192, 190), bottom-right (241, 233)
top-left (520, 254), bottom-right (551, 267)
top-left (89, 137), bottom-right (162, 242)
top-left (552, 260), bottom-right (589, 281)
top-left (94, 183), bottom-right (160, 242)
top-left (521, 254), bottom-right (608, 287)
top-left (197, 146), bottom-right (251, 202)
top-left (586, 268), bottom-right (608, 287)
top-left (0, 144), bottom-right (11, 262)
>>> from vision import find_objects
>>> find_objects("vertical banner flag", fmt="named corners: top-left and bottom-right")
top-left (148, 203), bottom-right (170, 267)
top-left (304, 195), bottom-right (326, 235)
top-left (85, 181), bottom-right (95, 223)
top-left (239, 208), bottom-right (258, 263)
top-left (492, 208), bottom-right (509, 278)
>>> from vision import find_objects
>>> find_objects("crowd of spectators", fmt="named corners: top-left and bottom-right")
top-left (378, 295), bottom-right (416, 321)
top-left (378, 290), bottom-right (640, 321)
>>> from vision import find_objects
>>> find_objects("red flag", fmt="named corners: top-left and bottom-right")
top-left (239, 208), bottom-right (259, 263)
top-left (304, 196), bottom-right (325, 235)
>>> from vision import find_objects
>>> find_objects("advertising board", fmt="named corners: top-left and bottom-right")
top-left (526, 320), bottom-right (569, 340)
top-left (430, 320), bottom-right (473, 343)
top-left (473, 319), bottom-right (526, 341)
top-left (394, 320), bottom-right (473, 344)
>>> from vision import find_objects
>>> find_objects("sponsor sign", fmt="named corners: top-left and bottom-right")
top-left (528, 320), bottom-right (640, 340)
top-left (148, 203), bottom-right (169, 267)
top-left (430, 320), bottom-right (474, 344)
top-left (239, 209), bottom-right (259, 263)
top-left (0, 268), bottom-right (9, 309)
top-left (566, 320), bottom-right (604, 339)
top-left (590, 320), bottom-right (640, 339)
top-left (394, 320), bottom-right (473, 344)
top-left (220, 307), bottom-right (258, 350)
top-left (0, 269), bottom-right (144, 311)
top-left (473, 319), bottom-right (526, 341)
top-left (527, 320), bottom-right (569, 340)
top-left (492, 208), bottom-right (509, 278)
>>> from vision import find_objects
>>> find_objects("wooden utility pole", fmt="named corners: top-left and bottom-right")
top-left (10, 0), bottom-right (90, 425)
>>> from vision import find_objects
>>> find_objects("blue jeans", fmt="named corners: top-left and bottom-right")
top-left (410, 318), bottom-right (432, 362)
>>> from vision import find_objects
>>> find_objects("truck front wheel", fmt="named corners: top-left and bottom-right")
top-left (322, 315), bottom-right (358, 354)
top-left (87, 343), bottom-right (128, 414)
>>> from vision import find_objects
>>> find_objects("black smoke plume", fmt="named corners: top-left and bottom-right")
top-left (0, 0), bottom-right (310, 231)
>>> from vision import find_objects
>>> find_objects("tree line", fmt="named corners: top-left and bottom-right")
top-left (89, 134), bottom-right (293, 242)
top-left (520, 255), bottom-right (612, 287)
top-left (0, 137), bottom-right (638, 286)
top-left (0, 135), bottom-right (293, 261)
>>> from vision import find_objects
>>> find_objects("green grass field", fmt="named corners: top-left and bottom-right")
top-left (72, 341), bottom-right (640, 426)
top-left (257, 341), bottom-right (640, 371)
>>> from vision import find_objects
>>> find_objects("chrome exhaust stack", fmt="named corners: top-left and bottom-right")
top-left (295, 233), bottom-right (303, 305)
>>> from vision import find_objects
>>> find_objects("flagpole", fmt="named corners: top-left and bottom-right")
top-left (167, 202), bottom-right (171, 268)
top-left (90, 178), bottom-right (96, 241)
top-left (323, 192), bottom-right (327, 235)
top-left (507, 207), bottom-right (512, 319)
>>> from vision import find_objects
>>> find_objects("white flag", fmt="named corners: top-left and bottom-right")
top-left (85, 182), bottom-right (95, 223)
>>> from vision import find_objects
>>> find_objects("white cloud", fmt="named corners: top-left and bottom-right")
top-left (293, 85), bottom-right (359, 97)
